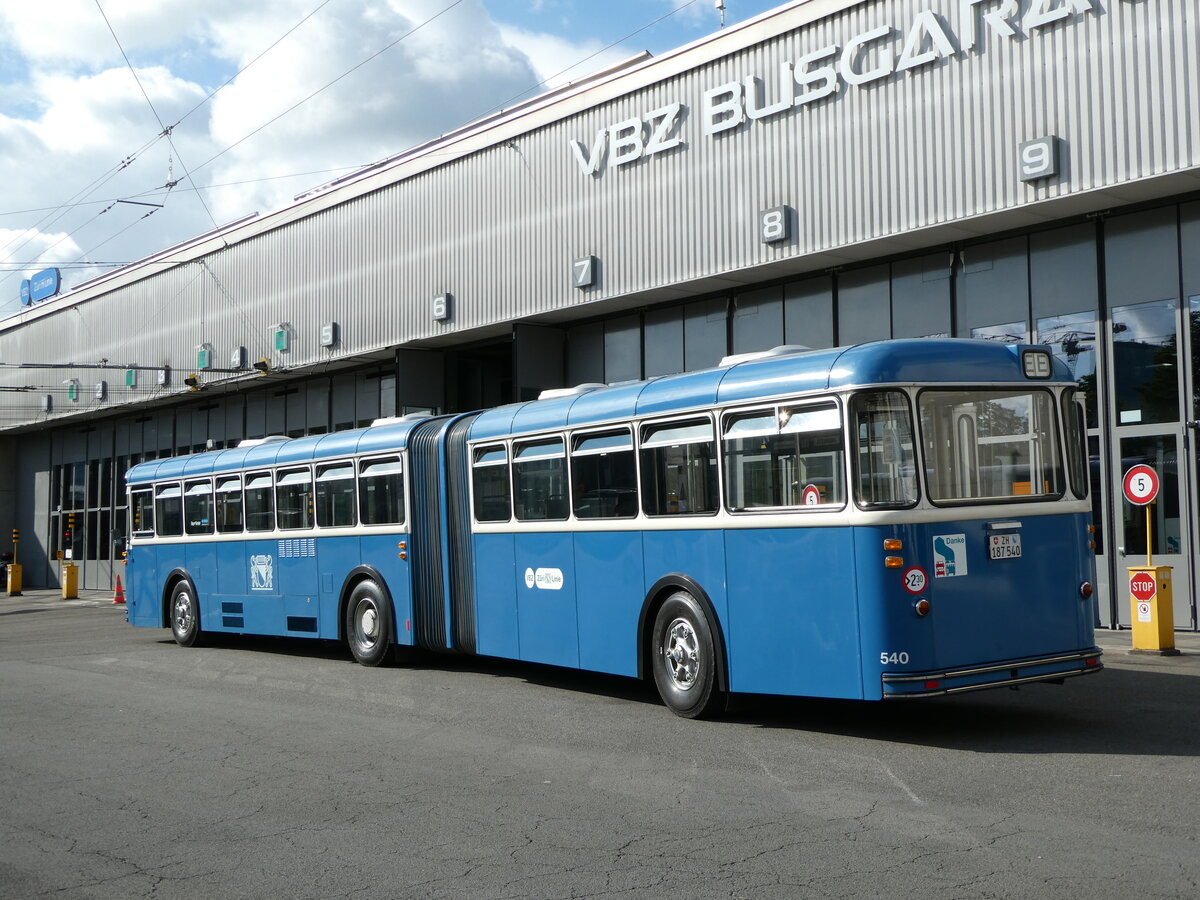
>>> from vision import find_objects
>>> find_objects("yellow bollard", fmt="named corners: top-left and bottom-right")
top-left (1128, 566), bottom-right (1179, 655)
top-left (61, 562), bottom-right (79, 600)
top-left (7, 562), bottom-right (22, 596)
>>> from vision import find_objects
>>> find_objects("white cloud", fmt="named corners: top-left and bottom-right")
top-left (0, 0), bottom-right (664, 315)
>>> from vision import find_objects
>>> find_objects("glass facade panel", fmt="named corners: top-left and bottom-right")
top-left (1120, 435), bottom-right (1181, 557)
top-left (1037, 311), bottom-right (1099, 428)
top-left (732, 286), bottom-right (784, 355)
top-left (1111, 299), bottom-right (1179, 426)
top-left (891, 254), bottom-right (951, 339)
top-left (956, 236), bottom-right (1029, 339)
top-left (683, 297), bottom-right (727, 371)
top-left (644, 306), bottom-right (684, 378)
top-left (784, 277), bottom-right (833, 349)
top-left (837, 265), bottom-right (890, 345)
top-left (604, 315), bottom-right (641, 384)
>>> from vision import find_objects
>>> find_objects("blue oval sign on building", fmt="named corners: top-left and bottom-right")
top-left (29, 267), bottom-right (60, 302)
top-left (20, 279), bottom-right (32, 306)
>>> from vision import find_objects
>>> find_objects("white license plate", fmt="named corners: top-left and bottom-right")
top-left (989, 534), bottom-right (1022, 560)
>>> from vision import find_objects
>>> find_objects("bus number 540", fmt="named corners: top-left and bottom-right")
top-left (881, 651), bottom-right (910, 665)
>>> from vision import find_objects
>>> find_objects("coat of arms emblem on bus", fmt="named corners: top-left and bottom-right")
top-left (250, 554), bottom-right (274, 591)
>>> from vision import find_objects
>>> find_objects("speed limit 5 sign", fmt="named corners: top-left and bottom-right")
top-left (1122, 465), bottom-right (1160, 506)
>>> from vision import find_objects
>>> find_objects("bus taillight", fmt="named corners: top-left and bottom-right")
top-left (913, 598), bottom-right (931, 617)
top-left (1079, 582), bottom-right (1093, 599)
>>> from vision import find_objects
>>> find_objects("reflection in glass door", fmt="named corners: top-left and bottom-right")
top-left (1038, 312), bottom-right (1107, 623)
top-left (1109, 299), bottom-right (1193, 629)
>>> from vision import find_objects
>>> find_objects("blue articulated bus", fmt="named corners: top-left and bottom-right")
top-left (125, 339), bottom-right (1102, 717)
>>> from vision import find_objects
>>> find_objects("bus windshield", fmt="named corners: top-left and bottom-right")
top-left (920, 388), bottom-right (1064, 504)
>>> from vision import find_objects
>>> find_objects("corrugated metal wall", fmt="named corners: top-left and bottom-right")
top-left (2, 0), bottom-right (1197, 428)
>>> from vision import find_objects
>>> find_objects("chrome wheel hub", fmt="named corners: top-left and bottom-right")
top-left (664, 618), bottom-right (699, 690)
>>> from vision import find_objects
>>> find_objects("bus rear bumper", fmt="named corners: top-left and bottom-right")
top-left (880, 648), bottom-right (1104, 698)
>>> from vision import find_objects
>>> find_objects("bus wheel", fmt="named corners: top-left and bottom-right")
top-left (346, 580), bottom-right (392, 667)
top-left (169, 581), bottom-right (202, 648)
top-left (651, 591), bottom-right (720, 719)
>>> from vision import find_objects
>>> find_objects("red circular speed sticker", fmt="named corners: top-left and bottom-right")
top-left (902, 566), bottom-right (928, 595)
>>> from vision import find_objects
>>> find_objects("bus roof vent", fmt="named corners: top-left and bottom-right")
top-left (370, 413), bottom-right (432, 426)
top-left (537, 383), bottom-right (606, 401)
top-left (237, 435), bottom-right (292, 448)
top-left (719, 345), bottom-right (812, 367)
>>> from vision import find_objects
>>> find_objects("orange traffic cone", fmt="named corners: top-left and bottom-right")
top-left (113, 574), bottom-right (125, 605)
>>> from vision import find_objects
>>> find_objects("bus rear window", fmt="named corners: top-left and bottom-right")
top-left (155, 484), bottom-right (182, 537)
top-left (359, 457), bottom-right (404, 525)
top-left (920, 389), bottom-right (1064, 503)
top-left (852, 391), bottom-right (918, 509)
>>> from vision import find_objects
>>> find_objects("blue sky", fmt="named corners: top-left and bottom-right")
top-left (0, 0), bottom-right (784, 319)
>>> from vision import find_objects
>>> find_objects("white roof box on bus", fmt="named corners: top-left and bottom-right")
top-left (537, 383), bottom-right (606, 401)
top-left (236, 435), bottom-right (292, 448)
top-left (719, 345), bottom-right (812, 367)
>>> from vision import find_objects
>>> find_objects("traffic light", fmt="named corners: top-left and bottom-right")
top-left (184, 373), bottom-right (201, 391)
top-left (253, 357), bottom-right (270, 375)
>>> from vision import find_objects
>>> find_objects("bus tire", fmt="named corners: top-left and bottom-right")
top-left (346, 579), bottom-right (392, 667)
top-left (651, 591), bottom-right (721, 719)
top-left (169, 580), bottom-right (202, 648)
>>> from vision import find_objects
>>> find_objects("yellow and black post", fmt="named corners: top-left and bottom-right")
top-left (7, 528), bottom-right (22, 596)
top-left (61, 514), bottom-right (78, 600)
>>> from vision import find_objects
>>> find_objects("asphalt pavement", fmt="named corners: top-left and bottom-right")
top-left (3, 587), bottom-right (1200, 899)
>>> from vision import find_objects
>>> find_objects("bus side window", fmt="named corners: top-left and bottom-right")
top-left (513, 438), bottom-right (568, 521)
top-left (184, 479), bottom-right (214, 535)
top-left (315, 462), bottom-right (356, 527)
top-left (244, 472), bottom-right (275, 532)
top-left (130, 488), bottom-right (154, 535)
top-left (276, 467), bottom-right (313, 530)
top-left (639, 419), bottom-right (719, 516)
top-left (722, 402), bottom-right (845, 511)
top-left (359, 457), bottom-right (404, 525)
top-left (472, 446), bottom-right (510, 523)
top-left (154, 483), bottom-right (183, 537)
top-left (215, 476), bottom-right (244, 533)
top-left (851, 391), bottom-right (918, 509)
top-left (571, 429), bottom-right (637, 519)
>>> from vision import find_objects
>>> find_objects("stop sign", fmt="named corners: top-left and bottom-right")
top-left (1130, 572), bottom-right (1156, 602)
